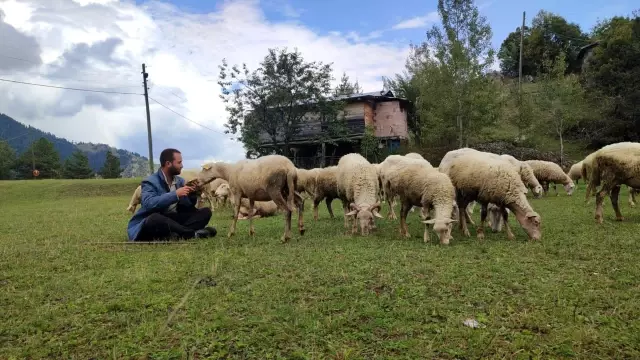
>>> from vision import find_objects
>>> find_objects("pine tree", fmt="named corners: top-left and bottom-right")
top-left (100, 150), bottom-right (121, 178)
top-left (62, 150), bottom-right (94, 179)
top-left (15, 137), bottom-right (62, 179)
top-left (0, 141), bottom-right (16, 180)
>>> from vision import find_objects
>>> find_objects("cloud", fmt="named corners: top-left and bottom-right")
top-left (0, 0), bottom-right (410, 165)
top-left (392, 12), bottom-right (440, 30)
top-left (0, 9), bottom-right (42, 71)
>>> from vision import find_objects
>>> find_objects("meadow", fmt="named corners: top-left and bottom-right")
top-left (1, 178), bottom-right (640, 359)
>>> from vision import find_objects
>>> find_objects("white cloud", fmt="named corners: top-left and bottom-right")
top-left (0, 0), bottom-right (410, 167)
top-left (392, 12), bottom-right (440, 30)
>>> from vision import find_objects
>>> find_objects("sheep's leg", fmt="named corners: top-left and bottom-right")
top-left (501, 207), bottom-right (515, 240)
top-left (227, 196), bottom-right (243, 238)
top-left (457, 196), bottom-right (471, 237)
top-left (422, 202), bottom-right (432, 243)
top-left (477, 203), bottom-right (488, 240)
top-left (248, 199), bottom-right (256, 236)
top-left (628, 187), bottom-right (637, 208)
top-left (351, 210), bottom-right (358, 235)
top-left (385, 182), bottom-right (397, 220)
top-left (296, 195), bottom-right (305, 236)
top-left (594, 185), bottom-right (611, 224)
top-left (325, 197), bottom-right (335, 219)
top-left (553, 182), bottom-right (558, 196)
top-left (610, 185), bottom-right (624, 221)
top-left (399, 201), bottom-right (410, 237)
top-left (313, 197), bottom-right (321, 221)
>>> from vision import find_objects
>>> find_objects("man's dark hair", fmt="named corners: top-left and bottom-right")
top-left (159, 148), bottom-right (181, 166)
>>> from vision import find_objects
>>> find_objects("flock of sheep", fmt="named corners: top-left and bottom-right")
top-left (125, 141), bottom-right (640, 243)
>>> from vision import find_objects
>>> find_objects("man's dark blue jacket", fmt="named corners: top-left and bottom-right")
top-left (127, 169), bottom-right (199, 241)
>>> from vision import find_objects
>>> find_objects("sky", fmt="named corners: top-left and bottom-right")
top-left (0, 0), bottom-right (635, 169)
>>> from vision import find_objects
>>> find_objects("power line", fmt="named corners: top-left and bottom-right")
top-left (0, 131), bottom-right (32, 143)
top-left (0, 78), bottom-right (143, 95)
top-left (148, 96), bottom-right (227, 135)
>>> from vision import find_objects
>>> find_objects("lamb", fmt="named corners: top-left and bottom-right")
top-left (336, 153), bottom-right (383, 235)
top-left (390, 163), bottom-right (457, 244)
top-left (524, 160), bottom-right (575, 196)
top-left (311, 166), bottom-right (342, 220)
top-left (440, 150), bottom-right (542, 241)
top-left (217, 183), bottom-right (281, 219)
top-left (584, 142), bottom-right (640, 224)
top-left (378, 154), bottom-right (433, 220)
top-left (200, 178), bottom-right (229, 209)
top-left (126, 185), bottom-right (142, 213)
top-left (194, 155), bottom-right (304, 242)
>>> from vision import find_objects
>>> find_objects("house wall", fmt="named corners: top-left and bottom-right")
top-left (363, 102), bottom-right (374, 126)
top-left (343, 103), bottom-right (364, 120)
top-left (373, 101), bottom-right (408, 139)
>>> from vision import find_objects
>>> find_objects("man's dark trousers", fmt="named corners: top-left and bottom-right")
top-left (135, 207), bottom-right (213, 241)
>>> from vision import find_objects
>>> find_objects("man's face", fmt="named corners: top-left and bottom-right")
top-left (166, 152), bottom-right (183, 176)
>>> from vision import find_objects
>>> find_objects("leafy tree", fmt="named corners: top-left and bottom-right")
top-left (498, 10), bottom-right (590, 77)
top-left (581, 14), bottom-right (640, 144)
top-left (359, 124), bottom-right (380, 162)
top-left (334, 72), bottom-right (362, 96)
top-left (218, 47), bottom-right (349, 157)
top-left (15, 137), bottom-right (62, 179)
top-left (537, 53), bottom-right (591, 164)
top-left (0, 141), bottom-right (16, 180)
top-left (505, 82), bottom-right (537, 140)
top-left (62, 150), bottom-right (94, 179)
top-left (415, 0), bottom-right (501, 147)
top-left (100, 150), bottom-right (122, 178)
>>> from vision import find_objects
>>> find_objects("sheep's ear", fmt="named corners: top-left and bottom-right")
top-left (201, 163), bottom-right (212, 170)
top-left (345, 209), bottom-right (358, 216)
top-left (373, 211), bottom-right (384, 219)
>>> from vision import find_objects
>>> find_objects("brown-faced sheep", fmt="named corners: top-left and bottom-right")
top-left (194, 155), bottom-right (304, 242)
top-left (336, 153), bottom-right (383, 235)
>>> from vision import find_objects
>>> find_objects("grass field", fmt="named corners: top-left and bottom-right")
top-left (1, 178), bottom-right (640, 359)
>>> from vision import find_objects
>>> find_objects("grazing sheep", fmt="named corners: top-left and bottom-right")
top-left (391, 163), bottom-right (457, 244)
top-left (194, 155), bottom-right (304, 242)
top-left (336, 153), bottom-right (383, 235)
top-left (296, 168), bottom-right (320, 199)
top-left (567, 161), bottom-right (583, 184)
top-left (201, 178), bottom-right (229, 209)
top-left (580, 150), bottom-right (639, 207)
top-left (585, 142), bottom-right (640, 224)
top-left (378, 154), bottom-right (433, 220)
top-left (312, 166), bottom-right (342, 220)
top-left (499, 154), bottom-right (543, 197)
top-left (440, 150), bottom-right (542, 241)
top-left (127, 185), bottom-right (142, 213)
top-left (524, 160), bottom-right (575, 196)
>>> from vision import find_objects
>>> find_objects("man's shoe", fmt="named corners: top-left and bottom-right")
top-left (194, 226), bottom-right (217, 239)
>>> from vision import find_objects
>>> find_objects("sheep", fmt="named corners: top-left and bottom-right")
top-left (217, 183), bottom-right (281, 219)
top-left (404, 152), bottom-right (425, 160)
top-left (194, 155), bottom-right (304, 242)
top-left (582, 143), bottom-right (640, 205)
top-left (584, 142), bottom-right (640, 224)
top-left (296, 168), bottom-right (320, 199)
top-left (390, 163), bottom-right (457, 244)
top-left (200, 178), bottom-right (229, 209)
top-left (127, 185), bottom-right (142, 213)
top-left (567, 161), bottom-right (583, 184)
top-left (440, 150), bottom-right (542, 241)
top-left (336, 153), bottom-right (383, 235)
top-left (499, 154), bottom-right (543, 197)
top-left (311, 166), bottom-right (343, 220)
top-left (524, 160), bottom-right (575, 196)
top-left (378, 154), bottom-right (434, 220)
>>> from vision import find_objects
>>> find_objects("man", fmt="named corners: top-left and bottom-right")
top-left (127, 148), bottom-right (217, 241)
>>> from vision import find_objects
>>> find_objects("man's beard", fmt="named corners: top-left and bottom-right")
top-left (168, 165), bottom-right (181, 176)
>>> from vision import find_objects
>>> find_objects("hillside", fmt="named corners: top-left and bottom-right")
top-left (0, 113), bottom-right (155, 178)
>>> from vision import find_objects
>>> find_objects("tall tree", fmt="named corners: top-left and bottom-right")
top-left (15, 137), bottom-right (62, 179)
top-left (334, 72), bottom-right (362, 97)
top-left (537, 53), bottom-right (591, 164)
top-left (581, 14), bottom-right (640, 144)
top-left (0, 141), bottom-right (16, 180)
top-left (416, 0), bottom-right (501, 147)
top-left (62, 150), bottom-right (94, 179)
top-left (218, 48), bottom-right (349, 157)
top-left (504, 82), bottom-right (537, 140)
top-left (100, 150), bottom-right (122, 178)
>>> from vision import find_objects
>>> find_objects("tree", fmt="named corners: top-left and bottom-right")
top-left (415, 0), bottom-right (501, 147)
top-left (15, 137), bottom-right (61, 179)
top-left (62, 150), bottom-right (94, 179)
top-left (581, 14), bottom-right (640, 144)
top-left (359, 124), bottom-right (380, 162)
top-left (100, 150), bottom-right (121, 178)
top-left (334, 72), bottom-right (362, 97)
top-left (218, 48), bottom-right (349, 157)
top-left (505, 82), bottom-right (536, 140)
top-left (498, 11), bottom-right (590, 78)
top-left (0, 141), bottom-right (16, 180)
top-left (537, 53), bottom-right (590, 164)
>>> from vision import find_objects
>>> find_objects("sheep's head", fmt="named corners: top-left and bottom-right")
top-left (345, 202), bottom-right (383, 235)
top-left (564, 180), bottom-right (575, 196)
top-left (215, 183), bottom-right (230, 199)
top-left (514, 210), bottom-right (541, 241)
top-left (195, 162), bottom-right (224, 188)
top-left (532, 184), bottom-right (543, 197)
top-left (422, 218), bottom-right (456, 244)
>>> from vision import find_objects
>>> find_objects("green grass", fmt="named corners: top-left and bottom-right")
top-left (1, 179), bottom-right (640, 359)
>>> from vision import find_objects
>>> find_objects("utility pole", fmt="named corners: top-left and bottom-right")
top-left (142, 63), bottom-right (154, 175)
top-left (518, 11), bottom-right (526, 91)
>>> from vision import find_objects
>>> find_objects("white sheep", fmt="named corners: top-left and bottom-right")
top-left (524, 160), bottom-right (575, 196)
top-left (200, 178), bottom-right (229, 209)
top-left (584, 142), bottom-right (640, 224)
top-left (440, 150), bottom-right (542, 241)
top-left (499, 154), bottom-right (543, 197)
top-left (296, 168), bottom-right (320, 199)
top-left (216, 183), bottom-right (280, 219)
top-left (378, 154), bottom-right (433, 220)
top-left (390, 163), bottom-right (457, 244)
top-left (126, 185), bottom-right (142, 213)
top-left (404, 152), bottom-right (425, 160)
top-left (311, 166), bottom-right (343, 220)
top-left (336, 153), bottom-right (383, 235)
top-left (567, 161), bottom-right (583, 184)
top-left (194, 155), bottom-right (304, 242)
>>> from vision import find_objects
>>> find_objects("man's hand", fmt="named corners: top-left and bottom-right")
top-left (176, 186), bottom-right (195, 198)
